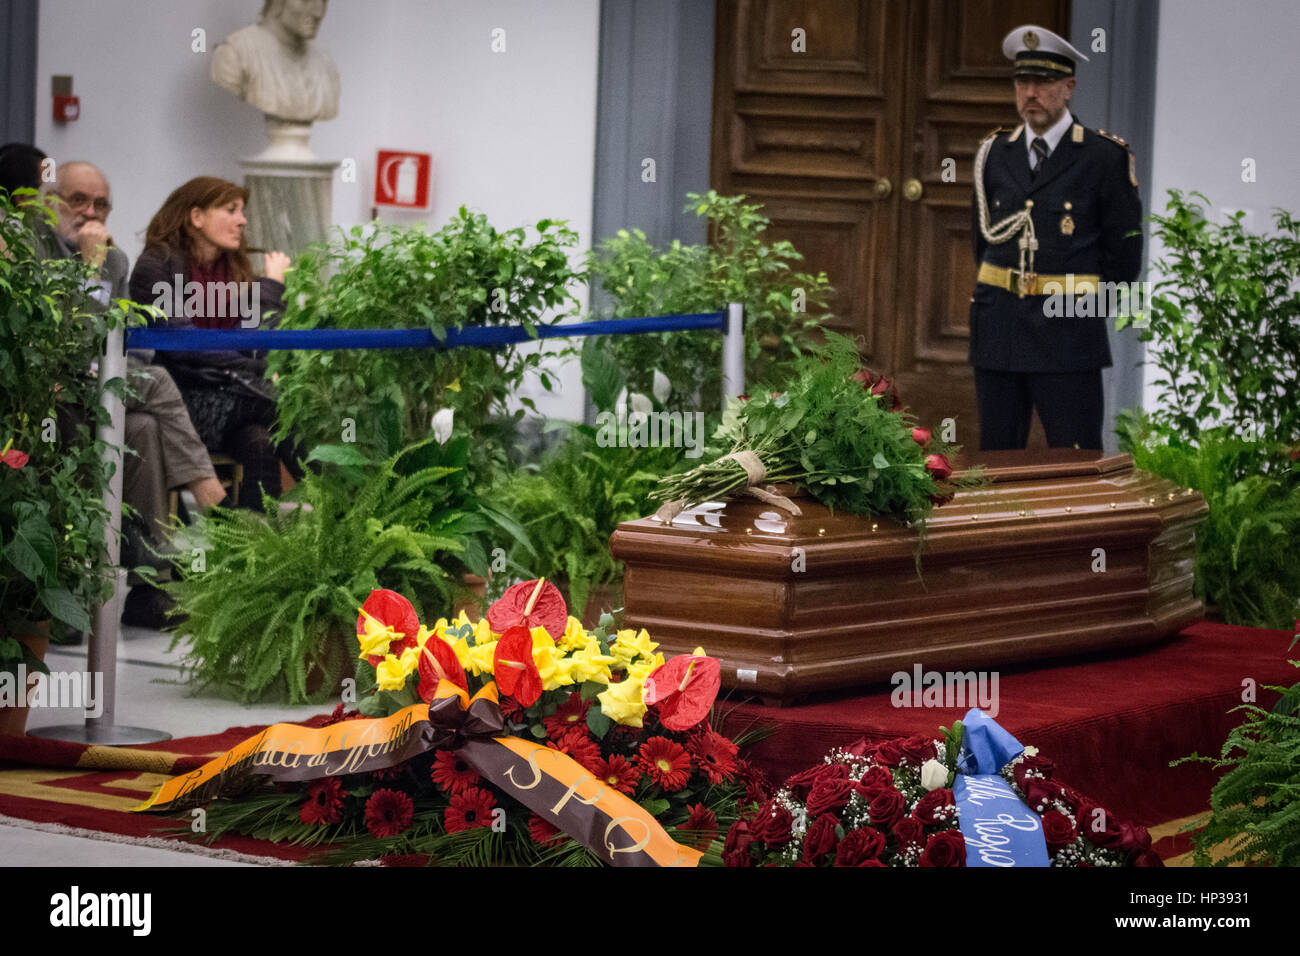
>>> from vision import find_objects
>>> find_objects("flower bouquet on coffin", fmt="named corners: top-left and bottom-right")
top-left (651, 333), bottom-right (982, 556)
top-left (724, 709), bottom-right (1162, 867)
top-left (138, 580), bottom-right (760, 867)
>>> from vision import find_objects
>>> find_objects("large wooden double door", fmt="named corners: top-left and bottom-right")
top-left (711, 0), bottom-right (1071, 443)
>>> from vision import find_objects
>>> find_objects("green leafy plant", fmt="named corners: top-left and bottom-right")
top-left (491, 423), bottom-right (685, 615)
top-left (1118, 410), bottom-right (1300, 629)
top-left (1126, 191), bottom-right (1300, 462)
top-left (165, 436), bottom-right (527, 704)
top-left (653, 333), bottom-right (975, 553)
top-left (268, 210), bottom-right (584, 483)
top-left (1174, 648), bottom-right (1300, 866)
top-left (1, 190), bottom-right (139, 670)
top-left (588, 191), bottom-right (832, 414)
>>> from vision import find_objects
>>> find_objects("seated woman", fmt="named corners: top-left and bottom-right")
top-left (128, 176), bottom-right (302, 510)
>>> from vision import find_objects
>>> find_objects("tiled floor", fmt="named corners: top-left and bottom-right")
top-left (5, 608), bottom-right (329, 867)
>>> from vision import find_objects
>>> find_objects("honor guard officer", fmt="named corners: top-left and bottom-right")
top-left (969, 25), bottom-right (1142, 450)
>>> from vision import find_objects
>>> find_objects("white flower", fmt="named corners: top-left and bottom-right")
top-left (628, 391), bottom-right (653, 415)
top-left (431, 408), bottom-right (454, 445)
top-left (1023, 745), bottom-right (1038, 757)
top-left (651, 369), bottom-right (671, 404)
top-left (920, 758), bottom-right (948, 791)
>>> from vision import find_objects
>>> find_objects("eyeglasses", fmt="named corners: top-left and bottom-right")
top-left (59, 192), bottom-right (112, 215)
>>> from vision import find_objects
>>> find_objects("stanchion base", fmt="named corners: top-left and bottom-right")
top-left (30, 724), bottom-right (172, 745)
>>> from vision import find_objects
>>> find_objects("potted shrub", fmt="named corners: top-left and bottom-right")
top-left (1, 192), bottom-right (134, 733)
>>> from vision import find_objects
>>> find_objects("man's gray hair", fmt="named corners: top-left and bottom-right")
top-left (54, 160), bottom-right (108, 193)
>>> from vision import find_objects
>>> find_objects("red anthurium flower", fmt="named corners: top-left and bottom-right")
top-left (1, 449), bottom-right (29, 469)
top-left (925, 454), bottom-right (953, 480)
top-left (486, 578), bottom-right (567, 641)
top-left (645, 653), bottom-right (722, 731)
top-left (493, 624), bottom-right (542, 706)
top-left (911, 427), bottom-right (931, 447)
top-left (417, 635), bottom-right (468, 701)
top-left (357, 589), bottom-right (420, 666)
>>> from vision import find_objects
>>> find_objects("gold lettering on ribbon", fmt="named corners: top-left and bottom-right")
top-left (604, 816), bottom-right (652, 857)
top-left (503, 749), bottom-right (545, 790)
top-left (551, 777), bottom-right (606, 815)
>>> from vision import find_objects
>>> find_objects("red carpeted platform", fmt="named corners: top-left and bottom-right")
top-left (717, 620), bottom-right (1297, 842)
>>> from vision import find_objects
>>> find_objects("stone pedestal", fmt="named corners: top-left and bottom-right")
top-left (241, 155), bottom-right (338, 267)
top-left (611, 450), bottom-right (1208, 705)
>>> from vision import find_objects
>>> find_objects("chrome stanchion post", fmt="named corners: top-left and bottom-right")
top-left (722, 302), bottom-right (745, 406)
top-left (35, 324), bottom-right (170, 745)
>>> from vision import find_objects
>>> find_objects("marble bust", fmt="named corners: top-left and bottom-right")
top-left (211, 0), bottom-right (340, 159)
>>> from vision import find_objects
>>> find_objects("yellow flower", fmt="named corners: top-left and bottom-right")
top-left (375, 645), bottom-right (420, 691)
top-left (564, 641), bottom-right (617, 685)
top-left (467, 640), bottom-right (498, 677)
top-left (557, 616), bottom-right (587, 653)
top-left (356, 613), bottom-right (397, 659)
top-left (598, 675), bottom-right (647, 727)
top-left (611, 628), bottom-right (657, 667)
top-left (532, 632), bottom-right (573, 690)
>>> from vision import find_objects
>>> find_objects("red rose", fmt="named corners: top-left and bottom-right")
top-left (802, 812), bottom-right (840, 865)
top-left (1119, 822), bottom-right (1152, 854)
top-left (899, 734), bottom-right (937, 765)
top-left (868, 787), bottom-right (906, 830)
top-left (1041, 809), bottom-right (1077, 849)
top-left (913, 788), bottom-right (956, 826)
top-left (1132, 848), bottom-right (1165, 867)
top-left (785, 761), bottom-right (847, 800)
top-left (806, 776), bottom-right (854, 818)
top-left (855, 765), bottom-right (895, 798)
top-left (919, 829), bottom-right (967, 867)
top-left (911, 427), bottom-right (931, 447)
top-left (835, 826), bottom-right (886, 866)
top-left (1013, 754), bottom-right (1056, 787)
top-left (722, 819), bottom-right (755, 867)
top-left (925, 454), bottom-right (953, 480)
top-left (1077, 799), bottom-right (1125, 848)
top-left (873, 739), bottom-right (905, 767)
top-left (1022, 778), bottom-right (1064, 812)
top-left (749, 801), bottom-right (794, 847)
top-left (893, 817), bottom-right (926, 850)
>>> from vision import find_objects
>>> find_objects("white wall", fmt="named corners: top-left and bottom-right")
top-left (1144, 0), bottom-right (1300, 415)
top-left (35, 0), bottom-right (599, 421)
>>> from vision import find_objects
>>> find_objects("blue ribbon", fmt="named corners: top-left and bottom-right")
top-left (951, 708), bottom-right (1050, 867)
top-left (126, 312), bottom-right (728, 352)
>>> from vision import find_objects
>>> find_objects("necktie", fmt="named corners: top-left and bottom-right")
top-left (1031, 138), bottom-right (1050, 177)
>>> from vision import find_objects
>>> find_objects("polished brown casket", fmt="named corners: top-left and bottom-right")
top-left (610, 450), bottom-right (1207, 705)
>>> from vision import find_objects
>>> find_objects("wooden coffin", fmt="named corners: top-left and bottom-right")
top-left (610, 450), bottom-right (1207, 705)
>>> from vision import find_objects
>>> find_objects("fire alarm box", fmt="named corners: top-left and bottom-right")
top-left (53, 95), bottom-right (80, 122)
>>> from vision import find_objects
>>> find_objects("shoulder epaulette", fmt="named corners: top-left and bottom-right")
top-left (1097, 129), bottom-right (1130, 150)
top-left (980, 126), bottom-right (1007, 144)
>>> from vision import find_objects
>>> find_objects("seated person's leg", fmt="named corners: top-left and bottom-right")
top-left (225, 422), bottom-right (282, 510)
top-left (131, 364), bottom-right (226, 510)
top-left (122, 411), bottom-right (170, 550)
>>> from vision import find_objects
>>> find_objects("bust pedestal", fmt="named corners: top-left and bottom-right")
top-left (241, 121), bottom-right (338, 266)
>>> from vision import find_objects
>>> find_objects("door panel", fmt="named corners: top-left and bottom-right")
top-left (712, 0), bottom-right (1071, 447)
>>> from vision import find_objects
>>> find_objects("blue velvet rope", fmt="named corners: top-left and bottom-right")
top-left (125, 311), bottom-right (728, 351)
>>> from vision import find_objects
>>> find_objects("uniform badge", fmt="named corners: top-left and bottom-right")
top-left (1023, 30), bottom-right (1039, 49)
top-left (1061, 201), bottom-right (1075, 236)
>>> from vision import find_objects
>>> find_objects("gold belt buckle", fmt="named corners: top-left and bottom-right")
top-left (1014, 271), bottom-right (1038, 298)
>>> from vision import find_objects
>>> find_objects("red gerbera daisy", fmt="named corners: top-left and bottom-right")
top-left (543, 692), bottom-right (590, 738)
top-left (637, 736), bottom-right (692, 792)
top-left (364, 788), bottom-right (414, 839)
top-left (681, 803), bottom-right (719, 851)
top-left (528, 813), bottom-right (565, 848)
top-left (430, 749), bottom-right (481, 795)
top-left (546, 727), bottom-right (604, 775)
top-left (300, 777), bottom-right (346, 826)
top-left (591, 754), bottom-right (641, 795)
top-left (444, 786), bottom-right (497, 834)
top-left (687, 728), bottom-right (739, 784)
